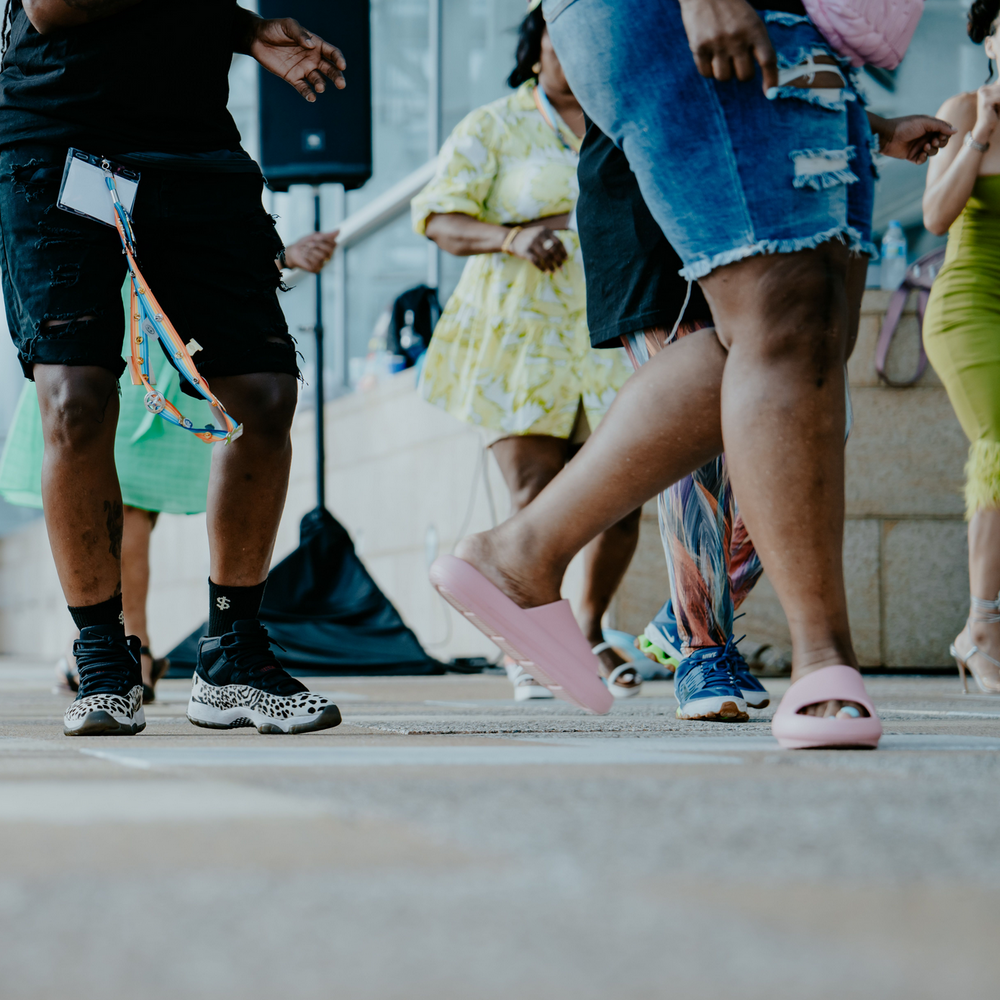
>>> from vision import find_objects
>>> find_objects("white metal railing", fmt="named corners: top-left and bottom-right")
top-left (282, 158), bottom-right (437, 290)
top-left (336, 159), bottom-right (437, 249)
top-left (283, 158), bottom-right (440, 394)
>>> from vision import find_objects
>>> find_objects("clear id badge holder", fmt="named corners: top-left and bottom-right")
top-left (56, 148), bottom-right (242, 444)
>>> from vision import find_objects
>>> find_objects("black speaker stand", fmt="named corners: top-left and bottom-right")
top-left (312, 186), bottom-right (326, 512)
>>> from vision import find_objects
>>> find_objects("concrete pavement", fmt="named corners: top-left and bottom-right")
top-left (1, 659), bottom-right (997, 999)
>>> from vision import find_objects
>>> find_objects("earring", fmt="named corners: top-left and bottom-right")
top-left (987, 57), bottom-right (995, 85)
top-left (532, 61), bottom-right (541, 74)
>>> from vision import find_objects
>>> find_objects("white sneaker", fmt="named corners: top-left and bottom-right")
top-left (504, 659), bottom-right (554, 701)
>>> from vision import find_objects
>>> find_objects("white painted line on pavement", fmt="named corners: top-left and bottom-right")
top-left (881, 708), bottom-right (1000, 720)
top-left (517, 734), bottom-right (1000, 751)
top-left (0, 779), bottom-right (330, 824)
top-left (79, 744), bottom-right (744, 769)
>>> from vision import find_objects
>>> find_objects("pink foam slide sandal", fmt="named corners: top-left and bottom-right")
top-left (771, 665), bottom-right (882, 749)
top-left (429, 555), bottom-right (613, 715)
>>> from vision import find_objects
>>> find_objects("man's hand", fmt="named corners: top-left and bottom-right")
top-left (869, 114), bottom-right (956, 165)
top-left (678, 0), bottom-right (777, 93)
top-left (249, 18), bottom-right (346, 102)
top-left (281, 230), bottom-right (340, 273)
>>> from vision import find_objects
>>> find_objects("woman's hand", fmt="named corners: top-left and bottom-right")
top-left (923, 93), bottom-right (985, 236)
top-left (871, 114), bottom-right (955, 165)
top-left (972, 83), bottom-right (1000, 146)
top-left (281, 230), bottom-right (340, 273)
top-left (423, 213), bottom-right (571, 261)
top-left (678, 0), bottom-right (778, 93)
top-left (509, 225), bottom-right (567, 272)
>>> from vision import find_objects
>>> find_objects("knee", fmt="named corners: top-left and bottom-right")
top-left (36, 369), bottom-right (118, 450)
top-left (232, 374), bottom-right (297, 445)
top-left (729, 251), bottom-right (851, 376)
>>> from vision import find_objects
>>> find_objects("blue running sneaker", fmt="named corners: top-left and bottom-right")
top-left (728, 643), bottom-right (770, 709)
top-left (636, 600), bottom-right (683, 675)
top-left (674, 638), bottom-right (748, 721)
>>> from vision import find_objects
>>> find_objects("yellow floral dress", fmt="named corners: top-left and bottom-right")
top-left (412, 80), bottom-right (631, 439)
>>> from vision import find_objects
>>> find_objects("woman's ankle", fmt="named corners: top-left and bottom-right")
top-left (788, 640), bottom-right (858, 681)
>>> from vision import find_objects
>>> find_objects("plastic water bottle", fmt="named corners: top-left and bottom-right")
top-left (880, 221), bottom-right (908, 290)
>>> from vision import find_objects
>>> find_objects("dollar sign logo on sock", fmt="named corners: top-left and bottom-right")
top-left (216, 596), bottom-right (231, 611)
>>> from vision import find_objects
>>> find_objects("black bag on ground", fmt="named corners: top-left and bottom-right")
top-left (386, 284), bottom-right (441, 367)
top-left (167, 507), bottom-right (444, 676)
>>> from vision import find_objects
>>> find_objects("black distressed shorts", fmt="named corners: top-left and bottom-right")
top-left (0, 144), bottom-right (297, 395)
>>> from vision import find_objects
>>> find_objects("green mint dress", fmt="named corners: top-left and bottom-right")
top-left (924, 174), bottom-right (1000, 517)
top-left (0, 291), bottom-right (213, 513)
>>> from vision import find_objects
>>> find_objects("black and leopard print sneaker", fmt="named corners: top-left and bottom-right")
top-left (187, 620), bottom-right (342, 734)
top-left (63, 625), bottom-right (145, 737)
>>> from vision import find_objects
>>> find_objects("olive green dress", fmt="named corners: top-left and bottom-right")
top-left (924, 175), bottom-right (1000, 516)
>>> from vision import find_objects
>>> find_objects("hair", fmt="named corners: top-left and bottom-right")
top-left (969, 0), bottom-right (1000, 42)
top-left (1, 1), bottom-right (13, 60)
top-left (507, 7), bottom-right (545, 89)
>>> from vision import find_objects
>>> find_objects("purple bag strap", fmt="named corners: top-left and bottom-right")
top-left (874, 246), bottom-right (945, 388)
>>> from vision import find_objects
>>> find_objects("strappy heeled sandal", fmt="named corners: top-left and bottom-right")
top-left (950, 594), bottom-right (1000, 695)
top-left (140, 646), bottom-right (171, 704)
top-left (55, 655), bottom-right (79, 693)
top-left (592, 641), bottom-right (643, 699)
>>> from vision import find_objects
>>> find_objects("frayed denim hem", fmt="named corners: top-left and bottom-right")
top-left (790, 145), bottom-right (858, 162)
top-left (793, 167), bottom-right (859, 190)
top-left (868, 132), bottom-right (882, 179)
top-left (790, 146), bottom-right (858, 189)
top-left (776, 45), bottom-right (838, 70)
top-left (763, 11), bottom-right (811, 25)
top-left (847, 66), bottom-right (870, 106)
top-left (678, 226), bottom-right (875, 281)
top-left (767, 85), bottom-right (856, 112)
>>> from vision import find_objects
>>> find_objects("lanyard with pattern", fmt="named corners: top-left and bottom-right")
top-left (532, 83), bottom-right (580, 154)
top-left (103, 163), bottom-right (243, 445)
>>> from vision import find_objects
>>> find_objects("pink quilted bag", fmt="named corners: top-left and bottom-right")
top-left (801, 0), bottom-right (924, 68)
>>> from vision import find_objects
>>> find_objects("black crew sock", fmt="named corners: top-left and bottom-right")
top-left (68, 594), bottom-right (125, 635)
top-left (208, 578), bottom-right (267, 636)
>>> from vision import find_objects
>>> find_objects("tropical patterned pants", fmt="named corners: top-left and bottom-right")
top-left (621, 325), bottom-right (763, 653)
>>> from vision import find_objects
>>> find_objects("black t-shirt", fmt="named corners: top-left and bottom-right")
top-left (576, 119), bottom-right (711, 349)
top-left (749, 0), bottom-right (807, 13)
top-left (0, 0), bottom-right (244, 153)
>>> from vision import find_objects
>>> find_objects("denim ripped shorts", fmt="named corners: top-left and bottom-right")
top-left (544, 0), bottom-right (877, 280)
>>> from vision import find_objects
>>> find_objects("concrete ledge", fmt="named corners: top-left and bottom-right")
top-left (0, 292), bottom-right (972, 667)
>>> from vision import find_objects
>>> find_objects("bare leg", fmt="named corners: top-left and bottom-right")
top-left (577, 507), bottom-right (641, 654)
top-left (456, 245), bottom-right (869, 716)
top-left (205, 373), bottom-right (297, 586)
top-left (457, 329), bottom-right (726, 605)
top-left (34, 365), bottom-right (122, 606)
top-left (491, 435), bottom-right (569, 515)
top-left (121, 505), bottom-right (157, 686)
top-left (490, 434), bottom-right (641, 678)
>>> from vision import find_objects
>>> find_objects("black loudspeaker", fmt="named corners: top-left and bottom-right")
top-left (257, 0), bottom-right (372, 191)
